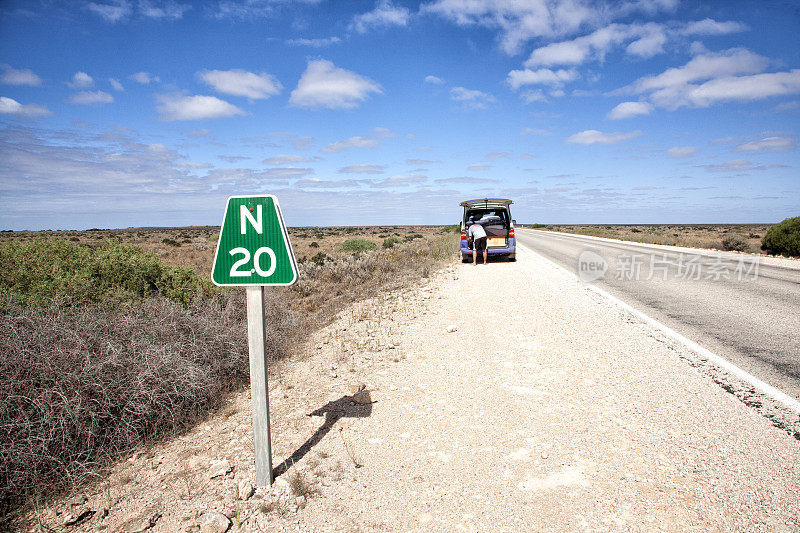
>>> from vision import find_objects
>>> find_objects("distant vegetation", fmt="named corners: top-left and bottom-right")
top-left (761, 217), bottom-right (800, 257)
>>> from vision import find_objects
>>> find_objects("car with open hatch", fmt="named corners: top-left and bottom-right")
top-left (459, 198), bottom-right (516, 262)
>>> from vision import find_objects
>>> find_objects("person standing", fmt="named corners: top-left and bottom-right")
top-left (467, 220), bottom-right (487, 265)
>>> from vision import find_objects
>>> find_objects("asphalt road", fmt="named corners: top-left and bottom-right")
top-left (515, 229), bottom-right (800, 402)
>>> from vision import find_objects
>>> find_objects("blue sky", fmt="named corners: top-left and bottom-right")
top-left (1, 0), bottom-right (798, 230)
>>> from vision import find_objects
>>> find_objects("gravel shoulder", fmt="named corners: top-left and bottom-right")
top-left (28, 245), bottom-right (800, 532)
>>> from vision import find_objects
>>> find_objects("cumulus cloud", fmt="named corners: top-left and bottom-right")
top-left (450, 87), bottom-right (495, 109)
top-left (109, 78), bottom-right (124, 91)
top-left (735, 137), bottom-right (795, 152)
top-left (67, 90), bottom-right (114, 105)
top-left (290, 59), bottom-right (382, 110)
top-left (617, 48), bottom-right (800, 109)
top-left (68, 72), bottom-right (94, 88)
top-left (424, 75), bottom-right (445, 84)
top-left (0, 96), bottom-right (52, 117)
top-left (286, 36), bottom-right (341, 47)
top-left (157, 95), bottom-right (246, 121)
top-left (350, 1), bottom-right (410, 33)
top-left (199, 69), bottom-right (282, 99)
top-left (666, 146), bottom-right (699, 158)
top-left (680, 18), bottom-right (747, 36)
top-left (0, 65), bottom-right (42, 86)
top-left (607, 101), bottom-right (653, 119)
top-left (139, 1), bottom-right (190, 19)
top-left (507, 68), bottom-right (578, 90)
top-left (86, 1), bottom-right (132, 22)
top-left (263, 154), bottom-right (315, 165)
top-left (423, 0), bottom-right (678, 55)
top-left (566, 129), bottom-right (643, 145)
top-left (339, 164), bottom-right (386, 174)
top-left (130, 71), bottom-right (160, 84)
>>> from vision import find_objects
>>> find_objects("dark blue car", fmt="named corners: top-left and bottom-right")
top-left (459, 198), bottom-right (516, 262)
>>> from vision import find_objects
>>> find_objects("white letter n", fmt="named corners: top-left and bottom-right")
top-left (240, 204), bottom-right (263, 234)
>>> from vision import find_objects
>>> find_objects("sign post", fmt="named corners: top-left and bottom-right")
top-left (211, 195), bottom-right (298, 486)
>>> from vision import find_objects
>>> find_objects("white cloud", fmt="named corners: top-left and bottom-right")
top-left (450, 87), bottom-right (495, 109)
top-left (263, 154), bottom-right (315, 165)
top-left (622, 48), bottom-right (777, 109)
top-left (666, 146), bottom-right (698, 158)
top-left (467, 163), bottom-right (491, 171)
top-left (0, 65), bottom-right (42, 86)
top-left (507, 68), bottom-right (578, 90)
top-left (607, 101), bottom-right (653, 119)
top-left (130, 72), bottom-right (160, 84)
top-left (339, 164), bottom-right (386, 174)
top-left (199, 69), bottom-right (282, 99)
top-left (215, 0), bottom-right (321, 20)
top-left (139, 1), bottom-right (190, 19)
top-left (157, 95), bottom-right (246, 121)
top-left (371, 174), bottom-right (428, 188)
top-left (735, 137), bottom-right (795, 152)
top-left (435, 176), bottom-right (499, 185)
top-left (566, 129), bottom-right (643, 145)
top-left (520, 89), bottom-right (547, 103)
top-left (109, 78), bottom-right (124, 91)
top-left (289, 59), bottom-right (382, 110)
top-left (320, 136), bottom-right (380, 153)
top-left (295, 178), bottom-right (363, 189)
top-left (67, 90), bottom-right (114, 105)
top-left (0, 96), bottom-right (52, 117)
top-left (187, 128), bottom-right (211, 138)
top-left (625, 24), bottom-right (666, 58)
top-left (350, 1), bottom-right (410, 33)
top-left (87, 1), bottom-right (132, 22)
top-left (286, 36), bottom-right (341, 47)
top-left (422, 0), bottom-right (678, 55)
top-left (68, 71), bottom-right (94, 89)
top-left (424, 75), bottom-right (444, 84)
top-left (680, 18), bottom-right (747, 36)
top-left (700, 159), bottom-right (789, 173)
top-left (262, 167), bottom-right (314, 179)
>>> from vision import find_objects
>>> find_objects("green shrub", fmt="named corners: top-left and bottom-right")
top-left (761, 217), bottom-right (800, 257)
top-left (440, 225), bottom-right (460, 233)
top-left (383, 236), bottom-right (403, 248)
top-left (338, 238), bottom-right (377, 253)
top-left (309, 241), bottom-right (319, 248)
top-left (311, 251), bottom-right (329, 265)
top-left (404, 233), bottom-right (424, 242)
top-left (530, 223), bottom-right (547, 229)
top-left (721, 234), bottom-right (751, 252)
top-left (0, 239), bottom-right (215, 308)
top-left (162, 238), bottom-right (180, 247)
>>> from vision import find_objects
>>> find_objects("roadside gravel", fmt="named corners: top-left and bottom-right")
top-left (29, 245), bottom-right (800, 532)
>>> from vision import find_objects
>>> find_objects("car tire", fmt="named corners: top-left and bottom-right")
top-left (462, 254), bottom-right (471, 263)
top-left (508, 253), bottom-right (516, 262)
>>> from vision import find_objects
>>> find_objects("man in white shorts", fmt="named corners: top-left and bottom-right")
top-left (467, 220), bottom-right (487, 265)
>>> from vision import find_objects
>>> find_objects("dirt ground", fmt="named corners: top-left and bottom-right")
top-left (24, 244), bottom-right (800, 532)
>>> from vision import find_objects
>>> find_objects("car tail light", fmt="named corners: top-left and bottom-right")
top-left (509, 228), bottom-right (515, 238)
top-left (460, 231), bottom-right (467, 241)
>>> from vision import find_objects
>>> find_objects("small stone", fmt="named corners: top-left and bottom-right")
top-left (418, 512), bottom-right (434, 524)
top-left (295, 495), bottom-right (306, 508)
top-left (348, 382), bottom-right (366, 395)
top-left (62, 508), bottom-right (93, 526)
top-left (208, 459), bottom-right (232, 479)
top-left (198, 511), bottom-right (231, 533)
top-left (352, 390), bottom-right (372, 405)
top-left (120, 508), bottom-right (160, 532)
top-left (541, 452), bottom-right (549, 459)
top-left (392, 340), bottom-right (401, 346)
top-left (238, 480), bottom-right (254, 501)
top-left (447, 325), bottom-right (457, 333)
top-left (329, 372), bottom-right (338, 378)
top-left (389, 384), bottom-right (398, 391)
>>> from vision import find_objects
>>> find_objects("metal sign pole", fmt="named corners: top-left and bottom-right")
top-left (246, 285), bottom-right (273, 486)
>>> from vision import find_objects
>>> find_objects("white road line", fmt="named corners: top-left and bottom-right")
top-left (516, 243), bottom-right (800, 415)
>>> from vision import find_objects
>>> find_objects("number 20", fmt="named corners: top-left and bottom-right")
top-left (229, 247), bottom-right (276, 277)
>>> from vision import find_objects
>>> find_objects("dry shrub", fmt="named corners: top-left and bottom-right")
top-left (0, 290), bottom-right (298, 520)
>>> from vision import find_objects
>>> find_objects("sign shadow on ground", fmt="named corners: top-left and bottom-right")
top-left (272, 395), bottom-right (373, 478)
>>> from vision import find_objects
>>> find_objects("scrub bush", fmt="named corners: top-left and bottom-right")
top-left (382, 236), bottom-right (403, 248)
top-left (721, 234), bottom-right (751, 252)
top-left (761, 217), bottom-right (800, 257)
top-left (338, 238), bottom-right (378, 252)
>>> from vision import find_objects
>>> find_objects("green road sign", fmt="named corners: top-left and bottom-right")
top-left (211, 195), bottom-right (298, 286)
